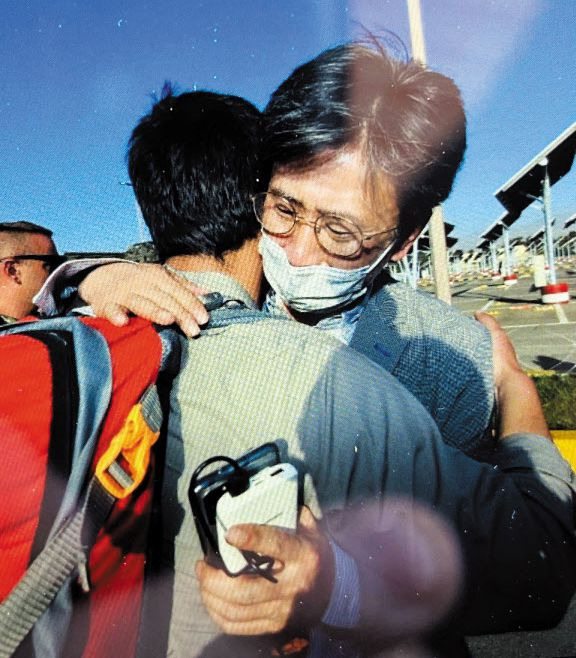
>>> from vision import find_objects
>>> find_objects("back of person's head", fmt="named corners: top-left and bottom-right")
top-left (0, 221), bottom-right (57, 259)
top-left (0, 221), bottom-right (54, 245)
top-left (128, 85), bottom-right (263, 262)
top-left (262, 41), bottom-right (466, 242)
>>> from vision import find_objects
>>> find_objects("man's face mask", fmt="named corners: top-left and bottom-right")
top-left (259, 232), bottom-right (395, 314)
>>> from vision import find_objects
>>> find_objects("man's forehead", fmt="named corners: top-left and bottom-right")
top-left (273, 147), bottom-right (364, 178)
top-left (270, 149), bottom-right (398, 228)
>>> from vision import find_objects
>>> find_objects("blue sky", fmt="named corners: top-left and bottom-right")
top-left (1, 0), bottom-right (574, 253)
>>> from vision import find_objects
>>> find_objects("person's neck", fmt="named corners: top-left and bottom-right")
top-left (165, 237), bottom-right (262, 303)
top-left (0, 293), bottom-right (31, 320)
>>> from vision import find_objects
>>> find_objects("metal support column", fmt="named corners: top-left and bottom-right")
top-left (502, 227), bottom-right (512, 276)
top-left (407, 0), bottom-right (451, 304)
top-left (542, 164), bottom-right (557, 284)
top-left (411, 236), bottom-right (419, 289)
top-left (490, 242), bottom-right (498, 273)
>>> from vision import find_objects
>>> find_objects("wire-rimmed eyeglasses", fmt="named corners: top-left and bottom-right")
top-left (252, 192), bottom-right (398, 258)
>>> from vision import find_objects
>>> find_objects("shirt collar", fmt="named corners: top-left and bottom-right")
top-left (263, 289), bottom-right (368, 344)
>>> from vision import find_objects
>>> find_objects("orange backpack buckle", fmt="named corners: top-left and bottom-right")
top-left (96, 394), bottom-right (161, 499)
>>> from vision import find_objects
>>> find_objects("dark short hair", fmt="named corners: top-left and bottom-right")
top-left (0, 221), bottom-right (54, 239)
top-left (262, 42), bottom-right (466, 242)
top-left (128, 85), bottom-right (263, 261)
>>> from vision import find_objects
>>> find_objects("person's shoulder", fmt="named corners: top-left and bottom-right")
top-left (372, 280), bottom-right (488, 340)
top-left (191, 313), bottom-right (356, 377)
top-left (214, 313), bottom-right (400, 382)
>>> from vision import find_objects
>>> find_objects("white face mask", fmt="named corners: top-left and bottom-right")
top-left (259, 232), bottom-right (395, 314)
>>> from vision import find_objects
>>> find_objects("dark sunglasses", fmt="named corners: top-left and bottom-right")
top-left (0, 254), bottom-right (67, 270)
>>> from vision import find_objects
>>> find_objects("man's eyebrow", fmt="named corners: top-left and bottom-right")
top-left (269, 185), bottom-right (365, 225)
top-left (268, 186), bottom-right (304, 208)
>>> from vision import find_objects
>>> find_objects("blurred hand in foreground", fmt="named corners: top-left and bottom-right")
top-left (196, 500), bottom-right (463, 656)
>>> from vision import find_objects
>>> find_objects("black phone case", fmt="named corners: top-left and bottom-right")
top-left (188, 442), bottom-right (280, 567)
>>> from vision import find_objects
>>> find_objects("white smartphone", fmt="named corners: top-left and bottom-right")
top-left (215, 463), bottom-right (299, 575)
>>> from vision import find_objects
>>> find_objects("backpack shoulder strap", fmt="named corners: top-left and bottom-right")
top-left (206, 305), bottom-right (268, 328)
top-left (205, 300), bottom-right (287, 330)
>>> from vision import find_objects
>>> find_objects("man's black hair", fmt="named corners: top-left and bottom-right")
top-left (262, 42), bottom-right (466, 242)
top-left (128, 85), bottom-right (263, 262)
top-left (0, 221), bottom-right (54, 238)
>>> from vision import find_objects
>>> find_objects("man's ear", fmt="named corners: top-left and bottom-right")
top-left (389, 227), bottom-right (423, 262)
top-left (2, 259), bottom-right (21, 284)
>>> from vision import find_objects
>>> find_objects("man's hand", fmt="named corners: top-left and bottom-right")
top-left (195, 506), bottom-right (334, 636)
top-left (475, 311), bottom-right (550, 438)
top-left (78, 262), bottom-right (210, 336)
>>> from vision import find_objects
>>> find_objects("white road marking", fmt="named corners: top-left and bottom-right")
top-left (500, 321), bottom-right (576, 329)
top-left (554, 303), bottom-right (569, 324)
top-left (480, 299), bottom-right (494, 312)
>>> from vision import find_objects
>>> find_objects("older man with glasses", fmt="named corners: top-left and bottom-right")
top-left (0, 221), bottom-right (64, 324)
top-left (40, 42), bottom-right (493, 455)
top-left (251, 189), bottom-right (400, 319)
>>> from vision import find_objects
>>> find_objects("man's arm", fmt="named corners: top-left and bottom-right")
top-left (34, 260), bottom-right (210, 336)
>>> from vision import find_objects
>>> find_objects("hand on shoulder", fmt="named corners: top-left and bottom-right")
top-left (79, 262), bottom-right (210, 336)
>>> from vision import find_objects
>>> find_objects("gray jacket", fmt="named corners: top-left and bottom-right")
top-left (159, 274), bottom-right (575, 656)
top-left (351, 278), bottom-right (494, 454)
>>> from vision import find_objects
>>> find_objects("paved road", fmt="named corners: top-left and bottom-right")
top-left (430, 263), bottom-right (576, 656)
top-left (425, 261), bottom-right (576, 374)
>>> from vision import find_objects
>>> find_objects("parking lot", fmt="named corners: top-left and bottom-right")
top-left (447, 262), bottom-right (576, 375)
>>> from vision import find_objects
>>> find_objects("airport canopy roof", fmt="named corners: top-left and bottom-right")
top-left (565, 212), bottom-right (576, 229)
top-left (556, 232), bottom-right (576, 247)
top-left (465, 249), bottom-right (483, 262)
top-left (418, 234), bottom-right (458, 251)
top-left (480, 212), bottom-right (516, 242)
top-left (460, 250), bottom-right (476, 262)
top-left (494, 122), bottom-right (576, 217)
top-left (65, 251), bottom-right (126, 259)
top-left (527, 227), bottom-right (545, 246)
top-left (419, 222), bottom-right (454, 236)
top-left (416, 222), bottom-right (457, 251)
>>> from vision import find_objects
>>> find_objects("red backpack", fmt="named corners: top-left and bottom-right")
top-left (0, 315), bottom-right (176, 657)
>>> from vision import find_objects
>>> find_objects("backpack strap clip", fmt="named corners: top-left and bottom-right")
top-left (95, 386), bottom-right (162, 499)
